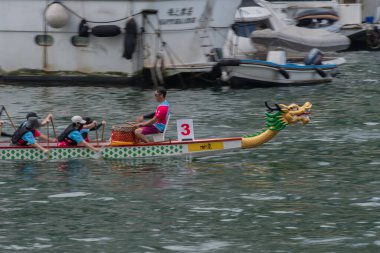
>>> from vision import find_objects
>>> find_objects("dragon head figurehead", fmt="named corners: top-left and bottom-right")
top-left (278, 102), bottom-right (312, 126)
top-left (241, 102), bottom-right (312, 149)
top-left (264, 101), bottom-right (312, 130)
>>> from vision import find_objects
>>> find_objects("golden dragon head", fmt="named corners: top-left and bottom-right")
top-left (241, 102), bottom-right (312, 149)
top-left (277, 102), bottom-right (312, 125)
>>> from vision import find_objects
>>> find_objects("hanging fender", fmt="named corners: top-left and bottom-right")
top-left (211, 59), bottom-right (240, 78)
top-left (91, 25), bottom-right (121, 37)
top-left (314, 67), bottom-right (327, 78)
top-left (278, 67), bottom-right (290, 79)
top-left (123, 18), bottom-right (138, 60)
top-left (154, 53), bottom-right (166, 85)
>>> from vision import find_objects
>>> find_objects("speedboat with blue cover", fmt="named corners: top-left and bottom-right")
top-left (216, 49), bottom-right (345, 87)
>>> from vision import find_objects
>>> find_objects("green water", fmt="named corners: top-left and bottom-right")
top-left (0, 51), bottom-right (379, 252)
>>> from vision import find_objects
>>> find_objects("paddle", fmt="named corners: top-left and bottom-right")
top-left (47, 121), bottom-right (50, 148)
top-left (0, 105), bottom-right (16, 131)
top-left (101, 121), bottom-right (105, 142)
top-left (50, 117), bottom-right (57, 139)
top-left (95, 122), bottom-right (99, 146)
top-left (0, 107), bottom-right (6, 136)
top-left (0, 107), bottom-right (3, 134)
top-left (37, 121), bottom-right (50, 160)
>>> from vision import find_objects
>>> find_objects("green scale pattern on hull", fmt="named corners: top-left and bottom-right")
top-left (0, 145), bottom-right (185, 161)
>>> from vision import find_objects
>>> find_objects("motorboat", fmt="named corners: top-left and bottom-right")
top-left (217, 49), bottom-right (346, 87)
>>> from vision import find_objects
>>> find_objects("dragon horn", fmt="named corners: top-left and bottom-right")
top-left (275, 103), bottom-right (283, 112)
top-left (265, 101), bottom-right (277, 112)
top-left (265, 102), bottom-right (283, 112)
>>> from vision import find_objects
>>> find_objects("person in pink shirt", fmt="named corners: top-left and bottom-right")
top-left (134, 87), bottom-right (170, 143)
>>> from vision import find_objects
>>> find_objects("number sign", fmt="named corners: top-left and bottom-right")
top-left (176, 119), bottom-right (195, 141)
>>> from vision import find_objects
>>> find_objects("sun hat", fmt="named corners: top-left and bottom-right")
top-left (71, 115), bottom-right (86, 124)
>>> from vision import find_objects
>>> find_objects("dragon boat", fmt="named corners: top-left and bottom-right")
top-left (0, 102), bottom-right (312, 161)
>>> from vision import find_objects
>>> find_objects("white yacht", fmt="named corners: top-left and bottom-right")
top-left (0, 0), bottom-right (242, 85)
top-left (267, 0), bottom-right (380, 50)
top-left (224, 0), bottom-right (349, 60)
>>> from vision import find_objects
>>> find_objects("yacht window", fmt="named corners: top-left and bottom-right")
top-left (35, 35), bottom-right (54, 46)
top-left (232, 21), bottom-right (270, 38)
top-left (71, 36), bottom-right (90, 47)
top-left (232, 22), bottom-right (256, 38)
top-left (297, 18), bottom-right (335, 28)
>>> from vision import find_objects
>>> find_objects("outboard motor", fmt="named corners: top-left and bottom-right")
top-left (304, 48), bottom-right (323, 65)
top-left (304, 48), bottom-right (327, 77)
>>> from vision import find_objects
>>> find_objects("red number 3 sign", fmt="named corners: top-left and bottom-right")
top-left (177, 119), bottom-right (195, 141)
top-left (181, 123), bottom-right (191, 136)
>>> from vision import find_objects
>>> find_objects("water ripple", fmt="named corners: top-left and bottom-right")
top-left (163, 241), bottom-right (230, 252)
top-left (0, 51), bottom-right (379, 252)
top-left (48, 192), bottom-right (91, 198)
top-left (69, 237), bottom-right (112, 242)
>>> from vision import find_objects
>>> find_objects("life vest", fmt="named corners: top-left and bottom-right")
top-left (81, 129), bottom-right (90, 142)
top-left (58, 123), bottom-right (80, 146)
top-left (11, 122), bottom-right (36, 145)
top-left (81, 131), bottom-right (89, 140)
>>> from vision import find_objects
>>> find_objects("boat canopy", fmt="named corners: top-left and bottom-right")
top-left (235, 6), bottom-right (271, 22)
top-left (250, 25), bottom-right (350, 52)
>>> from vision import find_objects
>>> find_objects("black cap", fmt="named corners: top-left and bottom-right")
top-left (26, 112), bottom-right (39, 119)
top-left (83, 117), bottom-right (93, 124)
top-left (26, 117), bottom-right (41, 129)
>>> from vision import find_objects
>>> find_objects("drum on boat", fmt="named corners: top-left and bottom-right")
top-left (111, 124), bottom-right (136, 145)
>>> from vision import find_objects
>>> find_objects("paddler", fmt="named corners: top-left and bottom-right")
top-left (25, 112), bottom-right (53, 127)
top-left (81, 117), bottom-right (106, 142)
top-left (57, 116), bottom-right (100, 152)
top-left (11, 117), bottom-right (49, 154)
top-left (134, 86), bottom-right (170, 143)
top-left (12, 112), bottom-right (57, 144)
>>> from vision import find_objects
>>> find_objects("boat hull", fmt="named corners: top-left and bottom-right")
top-left (0, 0), bottom-right (241, 82)
top-left (221, 59), bottom-right (338, 87)
top-left (0, 138), bottom-right (242, 161)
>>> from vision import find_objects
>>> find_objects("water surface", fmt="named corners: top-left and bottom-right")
top-left (0, 51), bottom-right (379, 252)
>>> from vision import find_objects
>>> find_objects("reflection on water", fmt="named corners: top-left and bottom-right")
top-left (0, 51), bottom-right (380, 252)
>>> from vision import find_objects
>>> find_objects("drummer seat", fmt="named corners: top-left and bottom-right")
top-left (152, 114), bottom-right (170, 142)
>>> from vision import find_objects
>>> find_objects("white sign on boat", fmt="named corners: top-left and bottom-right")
top-left (176, 119), bottom-right (195, 141)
